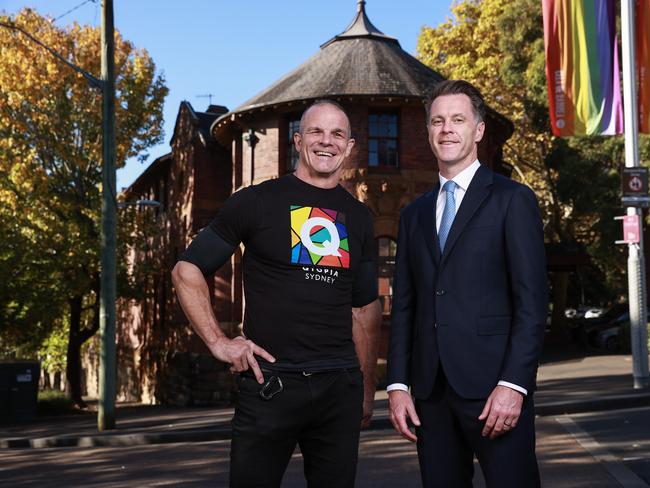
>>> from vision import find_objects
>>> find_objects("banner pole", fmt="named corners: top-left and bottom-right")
top-left (621, 0), bottom-right (650, 389)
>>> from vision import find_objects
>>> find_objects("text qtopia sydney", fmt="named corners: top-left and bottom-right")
top-left (302, 266), bottom-right (339, 284)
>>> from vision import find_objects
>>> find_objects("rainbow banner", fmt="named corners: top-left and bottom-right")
top-left (638, 0), bottom-right (650, 133)
top-left (542, 0), bottom-right (623, 136)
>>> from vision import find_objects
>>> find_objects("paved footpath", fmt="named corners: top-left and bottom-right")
top-left (1, 352), bottom-right (650, 487)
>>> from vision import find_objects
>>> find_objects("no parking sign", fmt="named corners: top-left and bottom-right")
top-left (622, 167), bottom-right (650, 207)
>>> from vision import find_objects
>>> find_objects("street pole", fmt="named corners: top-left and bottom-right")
top-left (621, 0), bottom-right (650, 389)
top-left (98, 0), bottom-right (117, 430)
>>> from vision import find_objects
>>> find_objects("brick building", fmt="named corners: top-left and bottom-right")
top-left (109, 1), bottom-right (514, 405)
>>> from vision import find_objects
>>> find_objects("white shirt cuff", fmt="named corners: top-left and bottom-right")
top-left (388, 381), bottom-right (526, 395)
top-left (498, 380), bottom-right (527, 396)
top-left (386, 382), bottom-right (409, 392)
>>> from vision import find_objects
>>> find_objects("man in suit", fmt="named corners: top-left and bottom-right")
top-left (387, 80), bottom-right (547, 487)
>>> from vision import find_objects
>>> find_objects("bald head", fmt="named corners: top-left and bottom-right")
top-left (300, 99), bottom-right (352, 138)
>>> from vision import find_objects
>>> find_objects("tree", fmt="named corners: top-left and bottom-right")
top-left (417, 0), bottom-right (640, 335)
top-left (0, 8), bottom-right (168, 405)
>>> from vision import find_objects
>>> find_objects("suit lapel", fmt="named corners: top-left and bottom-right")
top-left (440, 165), bottom-right (493, 267)
top-left (417, 185), bottom-right (441, 266)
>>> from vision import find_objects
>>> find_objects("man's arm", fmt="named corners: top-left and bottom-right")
top-left (479, 185), bottom-right (547, 439)
top-left (387, 210), bottom-right (421, 442)
top-left (352, 299), bottom-right (381, 428)
top-left (171, 261), bottom-right (275, 383)
top-left (499, 186), bottom-right (547, 389)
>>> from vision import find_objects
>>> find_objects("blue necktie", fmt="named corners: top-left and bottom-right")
top-left (438, 180), bottom-right (456, 252)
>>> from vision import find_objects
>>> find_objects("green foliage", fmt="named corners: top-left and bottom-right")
top-left (0, 183), bottom-right (66, 356)
top-left (39, 318), bottom-right (69, 373)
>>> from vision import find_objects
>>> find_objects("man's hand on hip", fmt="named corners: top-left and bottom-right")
top-left (209, 336), bottom-right (275, 384)
top-left (388, 390), bottom-right (421, 442)
top-left (479, 385), bottom-right (524, 440)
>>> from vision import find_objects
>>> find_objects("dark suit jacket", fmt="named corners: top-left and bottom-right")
top-left (387, 164), bottom-right (547, 400)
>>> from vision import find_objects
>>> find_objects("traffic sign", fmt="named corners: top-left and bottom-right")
top-left (622, 167), bottom-right (650, 207)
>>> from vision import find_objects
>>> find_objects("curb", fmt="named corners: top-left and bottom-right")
top-left (1, 426), bottom-right (232, 449)
top-left (535, 392), bottom-right (650, 416)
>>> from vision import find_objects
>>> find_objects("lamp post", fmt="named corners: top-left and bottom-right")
top-left (98, 0), bottom-right (116, 431)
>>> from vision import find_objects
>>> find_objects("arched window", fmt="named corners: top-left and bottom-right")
top-left (377, 236), bottom-right (397, 316)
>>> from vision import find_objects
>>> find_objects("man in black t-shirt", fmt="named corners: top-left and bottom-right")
top-left (172, 100), bottom-right (381, 488)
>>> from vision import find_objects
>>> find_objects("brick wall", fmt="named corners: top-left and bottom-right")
top-left (240, 114), bottom-right (280, 186)
top-left (192, 142), bottom-right (232, 231)
top-left (112, 103), bottom-right (238, 405)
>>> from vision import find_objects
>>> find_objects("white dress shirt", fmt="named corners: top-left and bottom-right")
top-left (387, 160), bottom-right (527, 396)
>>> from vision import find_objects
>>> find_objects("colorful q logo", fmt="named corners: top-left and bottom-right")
top-left (290, 205), bottom-right (350, 268)
top-left (299, 217), bottom-right (342, 257)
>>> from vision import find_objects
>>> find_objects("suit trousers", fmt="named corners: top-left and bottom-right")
top-left (414, 368), bottom-right (540, 488)
top-left (229, 368), bottom-right (363, 488)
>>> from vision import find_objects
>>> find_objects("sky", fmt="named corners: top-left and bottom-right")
top-left (2, 0), bottom-right (455, 190)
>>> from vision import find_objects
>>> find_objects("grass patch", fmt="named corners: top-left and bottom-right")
top-left (37, 390), bottom-right (84, 416)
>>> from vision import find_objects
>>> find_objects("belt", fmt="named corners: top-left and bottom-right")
top-left (243, 366), bottom-right (360, 378)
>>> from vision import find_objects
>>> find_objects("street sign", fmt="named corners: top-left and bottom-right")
top-left (623, 215), bottom-right (641, 243)
top-left (615, 214), bottom-right (642, 245)
top-left (622, 167), bottom-right (650, 207)
top-left (623, 167), bottom-right (649, 195)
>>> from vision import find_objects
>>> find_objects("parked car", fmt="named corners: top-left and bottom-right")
top-left (595, 311), bottom-right (650, 352)
top-left (583, 307), bottom-right (605, 319)
top-left (568, 303), bottom-right (629, 347)
top-left (564, 305), bottom-right (601, 328)
top-left (564, 308), bottom-right (578, 319)
top-left (596, 326), bottom-right (624, 352)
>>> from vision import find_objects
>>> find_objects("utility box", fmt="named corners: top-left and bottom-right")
top-left (0, 361), bottom-right (40, 422)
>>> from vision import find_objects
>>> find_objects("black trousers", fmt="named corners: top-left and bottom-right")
top-left (230, 368), bottom-right (363, 488)
top-left (415, 368), bottom-right (540, 488)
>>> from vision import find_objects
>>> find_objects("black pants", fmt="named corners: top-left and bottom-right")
top-left (415, 369), bottom-right (540, 488)
top-left (230, 368), bottom-right (363, 488)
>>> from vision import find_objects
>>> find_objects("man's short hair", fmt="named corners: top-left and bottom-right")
top-left (299, 99), bottom-right (352, 137)
top-left (425, 80), bottom-right (486, 124)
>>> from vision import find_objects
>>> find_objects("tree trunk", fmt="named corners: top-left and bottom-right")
top-left (66, 295), bottom-right (86, 407)
top-left (65, 279), bottom-right (101, 408)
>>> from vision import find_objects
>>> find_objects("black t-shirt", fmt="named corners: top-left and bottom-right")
top-left (184, 174), bottom-right (377, 366)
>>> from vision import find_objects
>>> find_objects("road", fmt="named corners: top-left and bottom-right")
top-left (1, 407), bottom-right (649, 487)
top-left (560, 405), bottom-right (650, 486)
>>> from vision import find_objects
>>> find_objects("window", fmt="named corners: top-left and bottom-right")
top-left (369, 112), bottom-right (399, 167)
top-left (377, 236), bottom-right (397, 316)
top-left (286, 117), bottom-right (301, 172)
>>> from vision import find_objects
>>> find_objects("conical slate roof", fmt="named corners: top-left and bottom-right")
top-left (231, 1), bottom-right (444, 114)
